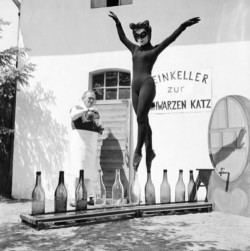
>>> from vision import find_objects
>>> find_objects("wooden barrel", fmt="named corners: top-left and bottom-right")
top-left (208, 95), bottom-right (250, 181)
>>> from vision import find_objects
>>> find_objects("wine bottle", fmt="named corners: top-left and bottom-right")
top-left (187, 170), bottom-right (197, 202)
top-left (95, 169), bottom-right (106, 206)
top-left (112, 169), bottom-right (124, 205)
top-left (160, 169), bottom-right (171, 204)
top-left (54, 171), bottom-right (67, 213)
top-left (75, 170), bottom-right (88, 210)
top-left (31, 171), bottom-right (45, 215)
top-left (130, 170), bottom-right (141, 205)
top-left (145, 170), bottom-right (156, 205)
top-left (175, 169), bottom-right (186, 203)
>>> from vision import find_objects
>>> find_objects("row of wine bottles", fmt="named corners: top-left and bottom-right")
top-left (32, 170), bottom-right (90, 215)
top-left (31, 168), bottom-right (111, 215)
top-left (31, 168), bottom-right (197, 215)
top-left (130, 169), bottom-right (197, 205)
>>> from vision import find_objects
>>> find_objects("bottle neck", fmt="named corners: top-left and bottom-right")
top-left (36, 172), bottom-right (41, 186)
top-left (59, 171), bottom-right (64, 185)
top-left (163, 170), bottom-right (168, 181)
top-left (115, 170), bottom-right (121, 182)
top-left (178, 170), bottom-right (183, 181)
top-left (98, 170), bottom-right (104, 185)
top-left (79, 170), bottom-right (84, 182)
top-left (147, 171), bottom-right (152, 181)
top-left (189, 171), bottom-right (194, 180)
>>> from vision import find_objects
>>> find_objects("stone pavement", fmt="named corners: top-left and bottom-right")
top-left (1, 198), bottom-right (250, 251)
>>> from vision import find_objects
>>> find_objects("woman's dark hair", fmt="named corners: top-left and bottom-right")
top-left (129, 20), bottom-right (152, 42)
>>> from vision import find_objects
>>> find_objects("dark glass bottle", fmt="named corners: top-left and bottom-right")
top-left (187, 170), bottom-right (197, 202)
top-left (145, 170), bottom-right (156, 205)
top-left (112, 169), bottom-right (124, 205)
top-left (175, 169), bottom-right (185, 203)
top-left (75, 170), bottom-right (88, 210)
top-left (54, 171), bottom-right (67, 213)
top-left (130, 170), bottom-right (141, 205)
top-left (31, 171), bottom-right (45, 215)
top-left (160, 169), bottom-right (171, 204)
top-left (95, 169), bottom-right (106, 206)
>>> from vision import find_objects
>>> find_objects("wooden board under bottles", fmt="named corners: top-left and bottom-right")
top-left (20, 201), bottom-right (212, 230)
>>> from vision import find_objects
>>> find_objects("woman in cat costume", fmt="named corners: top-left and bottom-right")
top-left (109, 12), bottom-right (200, 171)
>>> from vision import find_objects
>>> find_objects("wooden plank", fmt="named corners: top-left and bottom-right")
top-left (209, 132), bottom-right (222, 149)
top-left (227, 97), bottom-right (245, 128)
top-left (98, 105), bottom-right (127, 110)
top-left (99, 132), bottom-right (127, 139)
top-left (20, 202), bottom-right (212, 230)
top-left (21, 214), bottom-right (37, 225)
top-left (100, 164), bottom-right (128, 171)
top-left (97, 145), bottom-right (127, 151)
top-left (97, 151), bottom-right (126, 157)
top-left (97, 146), bottom-right (127, 152)
top-left (97, 138), bottom-right (127, 146)
top-left (100, 118), bottom-right (127, 124)
top-left (97, 150), bottom-right (127, 157)
top-left (209, 127), bottom-right (245, 133)
top-left (211, 99), bottom-right (227, 129)
top-left (101, 124), bottom-right (127, 130)
top-left (98, 113), bottom-right (127, 119)
top-left (99, 158), bottom-right (124, 164)
top-left (99, 129), bottom-right (127, 135)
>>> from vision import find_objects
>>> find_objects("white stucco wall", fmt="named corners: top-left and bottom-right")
top-left (12, 41), bottom-right (250, 201)
top-left (12, 50), bottom-right (132, 200)
top-left (139, 41), bottom-right (250, 202)
top-left (11, 0), bottom-right (250, 203)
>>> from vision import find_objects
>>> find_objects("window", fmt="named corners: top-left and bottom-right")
top-left (107, 0), bottom-right (119, 7)
top-left (91, 70), bottom-right (131, 100)
top-left (91, 0), bottom-right (132, 9)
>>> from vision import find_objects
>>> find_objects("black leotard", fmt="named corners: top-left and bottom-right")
top-left (116, 22), bottom-right (185, 80)
top-left (115, 22), bottom-right (186, 155)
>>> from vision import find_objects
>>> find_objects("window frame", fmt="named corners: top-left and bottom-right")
top-left (91, 0), bottom-right (132, 9)
top-left (89, 69), bottom-right (131, 101)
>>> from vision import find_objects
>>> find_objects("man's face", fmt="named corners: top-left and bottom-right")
top-left (84, 93), bottom-right (95, 108)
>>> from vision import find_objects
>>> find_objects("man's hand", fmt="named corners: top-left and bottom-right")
top-left (85, 110), bottom-right (94, 121)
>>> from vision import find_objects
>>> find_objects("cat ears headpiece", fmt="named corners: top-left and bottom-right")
top-left (129, 20), bottom-right (152, 42)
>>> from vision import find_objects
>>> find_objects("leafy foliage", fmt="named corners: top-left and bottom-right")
top-left (0, 18), bottom-right (10, 39)
top-left (0, 18), bottom-right (35, 155)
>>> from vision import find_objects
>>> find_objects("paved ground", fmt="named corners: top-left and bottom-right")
top-left (1, 198), bottom-right (250, 251)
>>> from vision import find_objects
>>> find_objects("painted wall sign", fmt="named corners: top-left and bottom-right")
top-left (151, 69), bottom-right (212, 113)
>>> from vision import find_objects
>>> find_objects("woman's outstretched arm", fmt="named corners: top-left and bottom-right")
top-left (109, 11), bottom-right (136, 53)
top-left (154, 17), bottom-right (200, 55)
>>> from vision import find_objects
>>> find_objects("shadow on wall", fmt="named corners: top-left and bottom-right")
top-left (100, 130), bottom-right (129, 198)
top-left (209, 128), bottom-right (246, 192)
top-left (209, 128), bottom-right (246, 167)
top-left (13, 83), bottom-right (68, 197)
